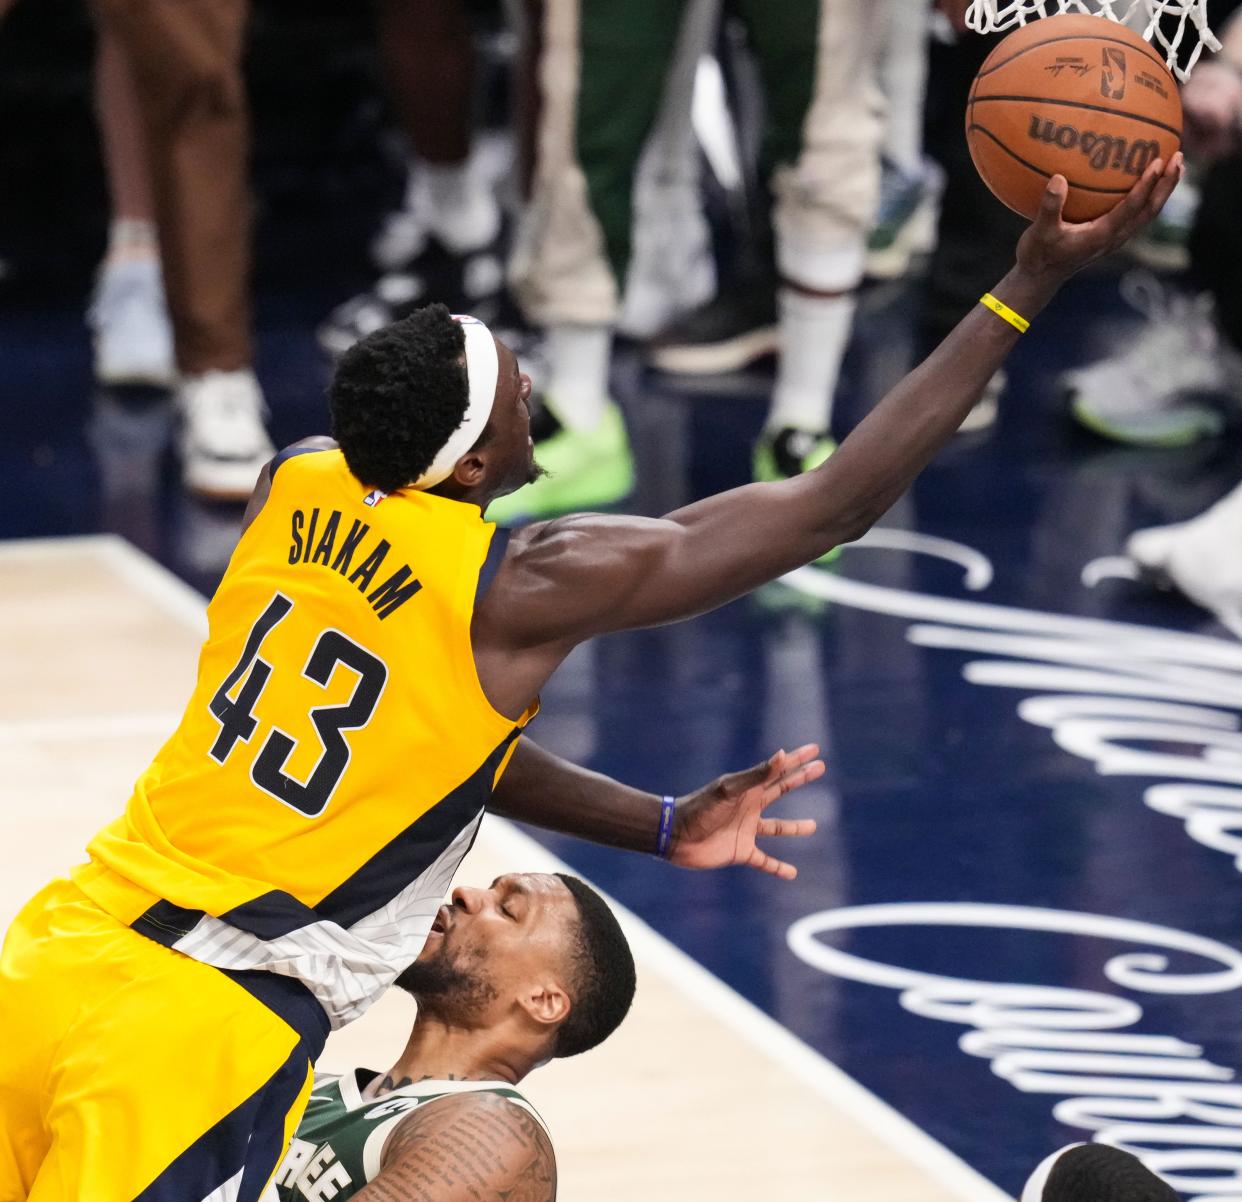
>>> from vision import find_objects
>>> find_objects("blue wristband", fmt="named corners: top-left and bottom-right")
top-left (655, 796), bottom-right (677, 858)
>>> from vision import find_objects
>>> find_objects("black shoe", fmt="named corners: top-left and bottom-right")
top-left (318, 226), bottom-right (509, 358)
top-left (753, 427), bottom-right (836, 482)
top-left (647, 275), bottom-right (778, 376)
top-left (1022, 1144), bottom-right (1177, 1202)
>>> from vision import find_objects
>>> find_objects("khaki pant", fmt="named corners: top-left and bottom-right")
top-left (1, 0), bottom-right (252, 373)
top-left (511, 0), bottom-right (887, 326)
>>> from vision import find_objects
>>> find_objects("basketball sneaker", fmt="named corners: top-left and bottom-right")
top-left (178, 369), bottom-right (275, 501)
top-left (753, 427), bottom-right (835, 483)
top-left (959, 369), bottom-right (1005, 434)
top-left (1022, 1143), bottom-right (1177, 1202)
top-left (646, 270), bottom-right (779, 376)
top-left (371, 205), bottom-right (430, 276)
top-left (484, 402), bottom-right (634, 524)
top-left (370, 160), bottom-right (502, 273)
top-left (319, 231), bottom-right (508, 359)
top-left (88, 257), bottom-right (176, 388)
top-left (1126, 172), bottom-right (1200, 272)
top-left (754, 428), bottom-right (839, 563)
top-left (1126, 481), bottom-right (1242, 637)
top-left (866, 157), bottom-right (944, 281)
top-left (1062, 272), bottom-right (1242, 447)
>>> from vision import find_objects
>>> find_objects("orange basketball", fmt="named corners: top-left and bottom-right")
top-left (966, 14), bottom-right (1182, 222)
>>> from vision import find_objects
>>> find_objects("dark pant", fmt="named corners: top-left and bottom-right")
top-left (1190, 151), bottom-right (1242, 355)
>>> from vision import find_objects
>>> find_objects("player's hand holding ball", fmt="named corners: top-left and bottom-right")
top-left (1015, 153), bottom-right (1183, 286)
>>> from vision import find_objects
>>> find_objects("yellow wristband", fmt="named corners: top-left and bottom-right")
top-left (980, 292), bottom-right (1030, 334)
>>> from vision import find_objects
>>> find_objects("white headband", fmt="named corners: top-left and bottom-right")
top-left (411, 314), bottom-right (499, 490)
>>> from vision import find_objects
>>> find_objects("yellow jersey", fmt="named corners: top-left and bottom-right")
top-left (73, 448), bottom-right (532, 1025)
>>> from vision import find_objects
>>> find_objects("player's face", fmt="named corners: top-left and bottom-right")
top-left (481, 338), bottom-right (538, 497)
top-left (413, 873), bottom-right (575, 1019)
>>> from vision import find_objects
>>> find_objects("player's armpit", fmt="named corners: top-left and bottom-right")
top-left (352, 1091), bottom-right (556, 1202)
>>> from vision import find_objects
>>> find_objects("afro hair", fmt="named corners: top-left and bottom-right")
top-left (328, 303), bottom-right (471, 492)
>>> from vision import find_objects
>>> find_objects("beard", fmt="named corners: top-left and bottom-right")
top-left (395, 947), bottom-right (498, 1023)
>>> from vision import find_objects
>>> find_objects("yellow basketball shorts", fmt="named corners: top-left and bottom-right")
top-left (0, 878), bottom-right (329, 1202)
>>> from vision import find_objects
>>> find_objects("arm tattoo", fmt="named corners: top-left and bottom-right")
top-left (351, 1091), bottom-right (556, 1202)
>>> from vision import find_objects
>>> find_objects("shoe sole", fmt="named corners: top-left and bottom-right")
top-left (1123, 236), bottom-right (1191, 273)
top-left (957, 394), bottom-right (999, 434)
top-left (182, 457), bottom-right (270, 503)
top-left (1069, 394), bottom-right (1223, 448)
top-left (96, 368), bottom-right (177, 389)
top-left (648, 326), bottom-right (779, 376)
top-left (94, 347), bottom-right (176, 390)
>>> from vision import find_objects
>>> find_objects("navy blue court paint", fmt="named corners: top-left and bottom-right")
top-left (6, 263), bottom-right (1242, 1201)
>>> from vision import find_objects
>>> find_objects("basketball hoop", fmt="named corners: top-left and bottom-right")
top-left (965, 0), bottom-right (1221, 79)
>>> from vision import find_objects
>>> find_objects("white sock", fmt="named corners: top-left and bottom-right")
top-left (106, 218), bottom-right (159, 265)
top-left (767, 288), bottom-right (857, 434)
top-left (418, 162), bottom-right (501, 255)
top-left (545, 324), bottom-right (612, 432)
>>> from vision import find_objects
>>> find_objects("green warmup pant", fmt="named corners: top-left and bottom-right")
top-left (511, 0), bottom-right (888, 326)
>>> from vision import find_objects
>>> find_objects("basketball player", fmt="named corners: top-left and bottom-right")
top-left (0, 158), bottom-right (1181, 1202)
top-left (1022, 1143), bottom-right (1177, 1202)
top-left (268, 871), bottom-right (632, 1202)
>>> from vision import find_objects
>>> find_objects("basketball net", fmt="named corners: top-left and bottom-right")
top-left (965, 0), bottom-right (1221, 79)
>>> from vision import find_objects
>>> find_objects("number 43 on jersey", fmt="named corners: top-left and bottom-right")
top-left (207, 593), bottom-right (388, 817)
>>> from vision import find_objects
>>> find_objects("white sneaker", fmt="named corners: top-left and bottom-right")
top-left (89, 258), bottom-right (176, 388)
top-left (371, 199), bottom-right (430, 273)
top-left (1062, 271), bottom-right (1242, 447)
top-left (1127, 480), bottom-right (1242, 637)
top-left (178, 369), bottom-right (275, 501)
top-left (958, 369), bottom-right (1004, 434)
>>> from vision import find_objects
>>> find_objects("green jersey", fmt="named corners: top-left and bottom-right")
top-left (267, 1068), bottom-right (550, 1202)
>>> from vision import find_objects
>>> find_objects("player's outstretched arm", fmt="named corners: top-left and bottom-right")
top-left (486, 157), bottom-right (1182, 652)
top-left (489, 738), bottom-right (821, 878)
top-left (351, 1092), bottom-right (555, 1202)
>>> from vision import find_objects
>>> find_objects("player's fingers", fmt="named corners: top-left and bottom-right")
top-left (763, 748), bottom-right (786, 783)
top-left (782, 743), bottom-right (821, 770)
top-left (724, 751), bottom-right (784, 796)
top-left (762, 757), bottom-right (825, 805)
top-left (750, 848), bottom-right (798, 880)
top-left (1036, 173), bottom-right (1068, 227)
top-left (1141, 151), bottom-right (1184, 222)
top-left (757, 817), bottom-right (817, 839)
top-left (1104, 156), bottom-right (1164, 236)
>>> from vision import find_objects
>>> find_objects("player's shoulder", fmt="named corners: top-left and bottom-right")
top-left (383, 1085), bottom-right (554, 1171)
top-left (498, 510), bottom-right (680, 576)
top-left (269, 436), bottom-right (340, 480)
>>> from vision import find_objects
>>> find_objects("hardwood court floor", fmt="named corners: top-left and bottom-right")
top-left (0, 535), bottom-right (987, 1202)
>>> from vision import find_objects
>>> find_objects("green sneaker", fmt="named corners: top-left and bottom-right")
top-left (866, 158), bottom-right (943, 281)
top-left (754, 427), bottom-right (839, 564)
top-left (753, 426), bottom-right (836, 482)
top-left (485, 401), bottom-right (634, 523)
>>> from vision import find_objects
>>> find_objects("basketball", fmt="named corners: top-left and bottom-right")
top-left (966, 14), bottom-right (1182, 222)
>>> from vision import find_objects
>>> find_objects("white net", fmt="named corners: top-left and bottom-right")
top-left (965, 0), bottom-right (1221, 79)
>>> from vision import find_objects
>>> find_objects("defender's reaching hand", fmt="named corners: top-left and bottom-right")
top-left (669, 745), bottom-right (823, 879)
